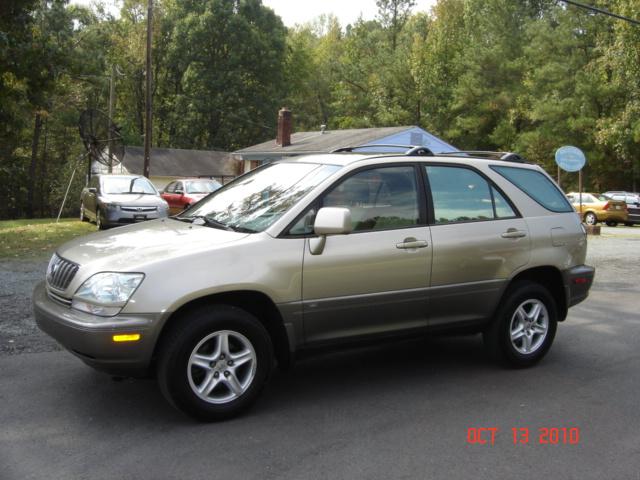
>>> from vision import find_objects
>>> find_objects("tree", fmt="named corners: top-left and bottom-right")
top-left (376, 0), bottom-right (416, 50)
top-left (158, 0), bottom-right (287, 150)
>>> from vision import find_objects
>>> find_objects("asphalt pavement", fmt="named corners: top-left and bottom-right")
top-left (1, 227), bottom-right (639, 479)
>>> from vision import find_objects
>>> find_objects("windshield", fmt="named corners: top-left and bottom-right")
top-left (186, 180), bottom-right (221, 194)
top-left (182, 162), bottom-right (340, 232)
top-left (102, 177), bottom-right (157, 195)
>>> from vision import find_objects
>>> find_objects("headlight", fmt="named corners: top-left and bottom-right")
top-left (71, 272), bottom-right (144, 317)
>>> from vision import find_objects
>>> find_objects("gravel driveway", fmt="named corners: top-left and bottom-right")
top-left (1, 225), bottom-right (638, 356)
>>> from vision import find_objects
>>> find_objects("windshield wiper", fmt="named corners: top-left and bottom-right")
top-left (173, 215), bottom-right (255, 233)
top-left (227, 224), bottom-right (257, 233)
top-left (187, 215), bottom-right (233, 231)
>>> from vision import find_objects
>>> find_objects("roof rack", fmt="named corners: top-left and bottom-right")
top-left (330, 145), bottom-right (526, 163)
top-left (331, 144), bottom-right (434, 156)
top-left (437, 151), bottom-right (527, 163)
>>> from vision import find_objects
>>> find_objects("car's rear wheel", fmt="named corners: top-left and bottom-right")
top-left (583, 212), bottom-right (597, 225)
top-left (483, 281), bottom-right (557, 368)
top-left (157, 305), bottom-right (273, 421)
top-left (624, 222), bottom-right (633, 227)
top-left (605, 220), bottom-right (618, 227)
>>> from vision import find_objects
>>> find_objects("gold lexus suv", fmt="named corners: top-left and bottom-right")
top-left (33, 148), bottom-right (595, 421)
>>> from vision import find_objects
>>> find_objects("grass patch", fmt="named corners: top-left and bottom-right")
top-left (0, 218), bottom-right (95, 259)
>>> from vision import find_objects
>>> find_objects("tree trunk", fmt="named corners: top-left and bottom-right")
top-left (27, 112), bottom-right (43, 218)
top-left (39, 117), bottom-right (48, 217)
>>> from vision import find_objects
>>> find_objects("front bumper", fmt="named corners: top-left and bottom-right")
top-left (33, 281), bottom-right (164, 376)
top-left (563, 265), bottom-right (595, 308)
top-left (102, 206), bottom-right (168, 227)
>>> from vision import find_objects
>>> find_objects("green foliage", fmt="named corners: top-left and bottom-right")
top-left (1, 0), bottom-right (640, 221)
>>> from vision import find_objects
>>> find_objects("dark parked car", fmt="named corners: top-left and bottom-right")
top-left (80, 174), bottom-right (170, 229)
top-left (602, 191), bottom-right (640, 226)
top-left (161, 178), bottom-right (222, 215)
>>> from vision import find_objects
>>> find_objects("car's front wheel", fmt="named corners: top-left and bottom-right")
top-left (483, 281), bottom-right (557, 368)
top-left (157, 305), bottom-right (273, 421)
top-left (605, 220), bottom-right (618, 227)
top-left (96, 208), bottom-right (106, 230)
top-left (583, 212), bottom-right (597, 225)
top-left (80, 202), bottom-right (88, 222)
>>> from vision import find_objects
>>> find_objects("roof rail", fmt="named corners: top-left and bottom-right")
top-left (437, 151), bottom-right (527, 163)
top-left (331, 144), bottom-right (434, 156)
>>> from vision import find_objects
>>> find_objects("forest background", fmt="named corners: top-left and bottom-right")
top-left (1, 0), bottom-right (639, 218)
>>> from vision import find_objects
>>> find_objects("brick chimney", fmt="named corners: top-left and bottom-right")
top-left (276, 107), bottom-right (292, 147)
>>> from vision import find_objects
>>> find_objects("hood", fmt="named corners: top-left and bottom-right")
top-left (57, 218), bottom-right (249, 271)
top-left (100, 193), bottom-right (167, 206)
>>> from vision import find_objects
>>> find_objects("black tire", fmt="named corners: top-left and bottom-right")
top-left (583, 212), bottom-right (597, 225)
top-left (483, 281), bottom-right (558, 368)
top-left (605, 220), bottom-right (618, 227)
top-left (624, 223), bottom-right (633, 227)
top-left (157, 305), bottom-right (273, 421)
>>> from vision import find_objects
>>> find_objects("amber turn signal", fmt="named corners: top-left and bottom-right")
top-left (112, 333), bottom-right (141, 342)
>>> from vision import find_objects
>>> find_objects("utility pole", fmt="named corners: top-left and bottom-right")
top-left (108, 63), bottom-right (116, 173)
top-left (143, 0), bottom-right (153, 178)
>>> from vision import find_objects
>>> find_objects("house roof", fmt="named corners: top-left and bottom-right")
top-left (234, 126), bottom-right (458, 159)
top-left (121, 146), bottom-right (239, 177)
top-left (235, 126), bottom-right (410, 155)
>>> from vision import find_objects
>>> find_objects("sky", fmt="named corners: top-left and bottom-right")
top-left (71, 0), bottom-right (439, 26)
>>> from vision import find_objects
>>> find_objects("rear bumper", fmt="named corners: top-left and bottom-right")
top-left (33, 281), bottom-right (163, 376)
top-left (563, 265), bottom-right (595, 308)
top-left (598, 212), bottom-right (628, 223)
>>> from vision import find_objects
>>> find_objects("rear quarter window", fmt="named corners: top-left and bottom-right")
top-left (491, 166), bottom-right (573, 213)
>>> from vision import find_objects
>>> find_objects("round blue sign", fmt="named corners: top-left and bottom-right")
top-left (555, 146), bottom-right (586, 172)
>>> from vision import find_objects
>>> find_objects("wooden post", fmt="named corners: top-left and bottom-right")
top-left (579, 169), bottom-right (583, 214)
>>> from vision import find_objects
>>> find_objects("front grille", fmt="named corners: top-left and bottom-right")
top-left (47, 254), bottom-right (79, 291)
top-left (47, 289), bottom-right (72, 307)
top-left (120, 206), bottom-right (157, 212)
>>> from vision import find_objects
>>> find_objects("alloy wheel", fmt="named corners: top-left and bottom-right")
top-left (187, 330), bottom-right (257, 404)
top-left (509, 299), bottom-right (549, 355)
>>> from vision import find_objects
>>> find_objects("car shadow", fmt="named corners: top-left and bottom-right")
top-left (68, 333), bottom-right (495, 425)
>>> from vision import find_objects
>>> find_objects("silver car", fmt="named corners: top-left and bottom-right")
top-left (80, 174), bottom-right (170, 229)
top-left (35, 150), bottom-right (595, 421)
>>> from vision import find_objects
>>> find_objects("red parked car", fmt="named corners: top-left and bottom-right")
top-left (161, 178), bottom-right (222, 215)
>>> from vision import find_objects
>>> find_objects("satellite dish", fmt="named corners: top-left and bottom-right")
top-left (78, 109), bottom-right (125, 174)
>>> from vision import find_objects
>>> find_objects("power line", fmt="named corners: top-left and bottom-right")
top-left (558, 0), bottom-right (640, 26)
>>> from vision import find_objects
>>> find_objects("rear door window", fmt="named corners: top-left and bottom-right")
top-left (425, 166), bottom-right (517, 224)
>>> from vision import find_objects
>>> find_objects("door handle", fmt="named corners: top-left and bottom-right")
top-left (501, 229), bottom-right (527, 239)
top-left (396, 237), bottom-right (429, 249)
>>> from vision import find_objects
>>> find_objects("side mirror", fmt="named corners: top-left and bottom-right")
top-left (175, 189), bottom-right (184, 195)
top-left (309, 207), bottom-right (352, 255)
top-left (88, 187), bottom-right (97, 194)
